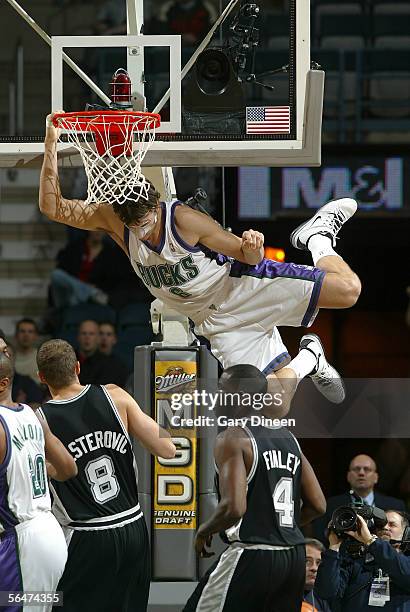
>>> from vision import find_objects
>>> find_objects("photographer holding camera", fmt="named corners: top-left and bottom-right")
top-left (315, 509), bottom-right (410, 610)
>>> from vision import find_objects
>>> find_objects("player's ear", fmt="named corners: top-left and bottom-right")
top-left (75, 361), bottom-right (81, 376)
top-left (0, 376), bottom-right (10, 391)
top-left (37, 370), bottom-right (47, 385)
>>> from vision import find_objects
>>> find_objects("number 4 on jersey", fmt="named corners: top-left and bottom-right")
top-left (273, 477), bottom-right (294, 527)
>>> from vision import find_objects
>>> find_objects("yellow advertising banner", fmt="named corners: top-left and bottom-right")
top-left (153, 360), bottom-right (197, 529)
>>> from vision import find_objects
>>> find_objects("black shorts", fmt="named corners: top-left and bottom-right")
top-left (184, 544), bottom-right (305, 612)
top-left (54, 518), bottom-right (150, 612)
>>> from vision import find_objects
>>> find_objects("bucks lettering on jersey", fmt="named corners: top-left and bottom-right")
top-left (41, 385), bottom-right (141, 527)
top-left (217, 425), bottom-right (305, 547)
top-left (0, 403), bottom-right (51, 531)
top-left (125, 201), bottom-right (232, 322)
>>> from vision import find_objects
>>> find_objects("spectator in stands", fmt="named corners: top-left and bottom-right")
top-left (0, 329), bottom-right (44, 407)
top-left (302, 539), bottom-right (332, 612)
top-left (99, 320), bottom-right (130, 375)
top-left (77, 320), bottom-right (128, 388)
top-left (50, 231), bottom-right (150, 314)
top-left (7, 345), bottom-right (45, 408)
top-left (313, 454), bottom-right (406, 542)
top-left (153, 0), bottom-right (217, 45)
top-left (99, 321), bottom-right (118, 356)
top-left (50, 231), bottom-right (110, 310)
top-left (13, 318), bottom-right (40, 384)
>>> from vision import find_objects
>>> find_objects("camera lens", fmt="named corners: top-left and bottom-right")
top-left (331, 507), bottom-right (357, 532)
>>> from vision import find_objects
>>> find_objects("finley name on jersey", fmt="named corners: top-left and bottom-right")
top-left (68, 430), bottom-right (128, 460)
top-left (263, 450), bottom-right (301, 475)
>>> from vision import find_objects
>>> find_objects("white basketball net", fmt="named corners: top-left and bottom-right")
top-left (54, 112), bottom-right (159, 206)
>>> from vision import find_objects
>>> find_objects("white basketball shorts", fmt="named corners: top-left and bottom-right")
top-left (0, 512), bottom-right (67, 612)
top-left (194, 259), bottom-right (325, 373)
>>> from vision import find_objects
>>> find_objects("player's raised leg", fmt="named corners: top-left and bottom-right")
top-left (268, 332), bottom-right (345, 410)
top-left (290, 198), bottom-right (361, 308)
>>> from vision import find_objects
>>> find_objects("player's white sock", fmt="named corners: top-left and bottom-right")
top-left (286, 348), bottom-right (317, 382)
top-left (308, 234), bottom-right (340, 266)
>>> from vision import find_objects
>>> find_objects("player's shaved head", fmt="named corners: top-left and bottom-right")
top-left (219, 364), bottom-right (268, 395)
top-left (37, 339), bottom-right (78, 389)
top-left (0, 352), bottom-right (14, 381)
top-left (112, 181), bottom-right (160, 226)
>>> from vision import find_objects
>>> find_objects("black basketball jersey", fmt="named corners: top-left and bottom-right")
top-left (40, 385), bottom-right (141, 529)
top-left (217, 425), bottom-right (305, 547)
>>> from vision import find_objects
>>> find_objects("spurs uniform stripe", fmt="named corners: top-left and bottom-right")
top-left (0, 403), bottom-right (67, 612)
top-left (125, 201), bottom-right (325, 374)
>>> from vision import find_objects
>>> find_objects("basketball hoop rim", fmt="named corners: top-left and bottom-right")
top-left (52, 110), bottom-right (161, 132)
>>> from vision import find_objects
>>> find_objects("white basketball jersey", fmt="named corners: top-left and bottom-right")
top-left (125, 201), bottom-right (233, 323)
top-left (0, 403), bottom-right (51, 530)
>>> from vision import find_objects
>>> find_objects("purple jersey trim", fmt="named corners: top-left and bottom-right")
top-left (0, 414), bottom-right (12, 477)
top-left (0, 417), bottom-right (21, 530)
top-left (262, 352), bottom-right (291, 376)
top-left (170, 202), bottom-right (201, 253)
top-left (229, 258), bottom-right (323, 282)
top-left (0, 529), bottom-right (23, 611)
top-left (0, 473), bottom-right (18, 530)
top-left (141, 201), bottom-right (166, 254)
top-left (301, 270), bottom-right (326, 327)
top-left (0, 404), bottom-right (24, 413)
top-left (199, 244), bottom-right (231, 266)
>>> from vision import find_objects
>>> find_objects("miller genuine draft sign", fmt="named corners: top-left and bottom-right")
top-left (154, 360), bottom-right (197, 529)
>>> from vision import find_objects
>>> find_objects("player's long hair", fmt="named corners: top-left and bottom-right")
top-left (112, 180), bottom-right (161, 226)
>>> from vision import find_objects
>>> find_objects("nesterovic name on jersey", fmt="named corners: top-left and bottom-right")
top-left (135, 255), bottom-right (199, 289)
top-left (263, 450), bottom-right (301, 475)
top-left (68, 430), bottom-right (128, 460)
top-left (12, 424), bottom-right (43, 451)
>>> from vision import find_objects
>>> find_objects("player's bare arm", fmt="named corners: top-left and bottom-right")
top-left (105, 385), bottom-right (176, 459)
top-left (300, 453), bottom-right (326, 525)
top-left (175, 204), bottom-right (264, 265)
top-left (39, 112), bottom-right (124, 242)
top-left (194, 428), bottom-right (250, 557)
top-left (36, 411), bottom-right (78, 481)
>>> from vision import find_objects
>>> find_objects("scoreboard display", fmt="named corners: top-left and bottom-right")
top-left (238, 150), bottom-right (410, 217)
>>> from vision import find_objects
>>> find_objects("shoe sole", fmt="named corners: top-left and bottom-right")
top-left (290, 198), bottom-right (357, 251)
top-left (301, 333), bottom-right (346, 403)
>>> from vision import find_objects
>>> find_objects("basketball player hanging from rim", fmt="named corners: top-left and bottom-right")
top-left (39, 112), bottom-right (361, 406)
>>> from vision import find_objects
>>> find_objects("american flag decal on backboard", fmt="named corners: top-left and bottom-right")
top-left (246, 106), bottom-right (291, 134)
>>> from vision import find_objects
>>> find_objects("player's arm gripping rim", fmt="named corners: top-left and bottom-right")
top-left (35, 411), bottom-right (78, 481)
top-left (300, 453), bottom-right (326, 526)
top-left (105, 385), bottom-right (176, 459)
top-left (39, 112), bottom-right (124, 241)
top-left (175, 205), bottom-right (265, 265)
top-left (194, 428), bottom-right (249, 558)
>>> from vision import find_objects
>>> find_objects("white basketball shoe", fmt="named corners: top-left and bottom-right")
top-left (290, 198), bottom-right (357, 250)
top-left (300, 333), bottom-right (346, 404)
